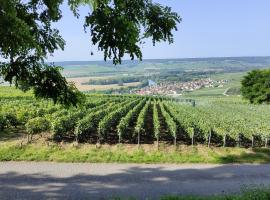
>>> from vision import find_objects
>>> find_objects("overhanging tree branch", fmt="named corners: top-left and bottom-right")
top-left (0, 0), bottom-right (181, 106)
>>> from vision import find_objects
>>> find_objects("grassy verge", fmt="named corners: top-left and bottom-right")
top-left (111, 188), bottom-right (270, 200)
top-left (160, 188), bottom-right (270, 200)
top-left (1, 137), bottom-right (270, 163)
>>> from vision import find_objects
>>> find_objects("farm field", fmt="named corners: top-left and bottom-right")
top-left (59, 57), bottom-right (270, 78)
top-left (1, 86), bottom-right (270, 163)
top-left (59, 57), bottom-right (268, 93)
top-left (67, 76), bottom-right (141, 91)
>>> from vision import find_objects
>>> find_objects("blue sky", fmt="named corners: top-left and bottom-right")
top-left (48, 0), bottom-right (270, 61)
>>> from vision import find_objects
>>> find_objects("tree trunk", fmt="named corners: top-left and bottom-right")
top-left (251, 136), bottom-right (254, 148)
top-left (174, 136), bottom-right (177, 146)
top-left (191, 133), bottom-right (194, 146)
top-left (138, 133), bottom-right (140, 146)
top-left (265, 138), bottom-right (268, 148)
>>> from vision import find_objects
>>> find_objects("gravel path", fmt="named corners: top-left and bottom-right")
top-left (0, 162), bottom-right (270, 199)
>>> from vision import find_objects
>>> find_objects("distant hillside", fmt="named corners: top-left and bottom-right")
top-left (54, 56), bottom-right (270, 78)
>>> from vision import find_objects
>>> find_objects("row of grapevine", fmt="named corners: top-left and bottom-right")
top-left (159, 102), bottom-right (177, 145)
top-left (117, 98), bottom-right (147, 142)
top-left (163, 102), bottom-right (195, 144)
top-left (51, 100), bottom-right (120, 139)
top-left (3, 90), bottom-right (270, 147)
top-left (75, 99), bottom-right (133, 140)
top-left (152, 101), bottom-right (160, 144)
top-left (134, 100), bottom-right (151, 144)
top-left (52, 109), bottom-right (87, 138)
top-left (98, 99), bottom-right (141, 142)
top-left (164, 100), bottom-right (270, 147)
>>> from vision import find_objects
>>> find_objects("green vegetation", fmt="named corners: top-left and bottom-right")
top-left (1, 140), bottom-right (270, 163)
top-left (62, 59), bottom-right (268, 96)
top-left (161, 188), bottom-right (270, 200)
top-left (111, 188), bottom-right (270, 200)
top-left (85, 0), bottom-right (181, 64)
top-left (183, 72), bottom-right (244, 98)
top-left (153, 101), bottom-right (161, 144)
top-left (1, 86), bottom-right (270, 148)
top-left (134, 100), bottom-right (151, 144)
top-left (241, 69), bottom-right (270, 104)
top-left (226, 87), bottom-right (241, 96)
top-left (0, 0), bottom-right (85, 106)
top-left (0, 86), bottom-right (33, 98)
top-left (1, 84), bottom-right (270, 163)
top-left (25, 117), bottom-right (51, 141)
top-left (60, 57), bottom-right (270, 78)
top-left (117, 99), bottom-right (147, 142)
top-left (0, 0), bottom-right (180, 105)
top-left (82, 76), bottom-right (143, 85)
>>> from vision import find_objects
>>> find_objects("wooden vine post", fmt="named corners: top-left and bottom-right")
top-left (208, 130), bottom-right (212, 148)
top-left (191, 132), bottom-right (194, 146)
top-left (118, 134), bottom-right (121, 144)
top-left (238, 134), bottom-right (241, 147)
top-left (251, 136), bottom-right (254, 148)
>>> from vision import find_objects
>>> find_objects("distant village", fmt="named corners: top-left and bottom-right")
top-left (132, 78), bottom-right (228, 95)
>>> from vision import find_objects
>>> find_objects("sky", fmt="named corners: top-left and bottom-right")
top-left (48, 0), bottom-right (270, 62)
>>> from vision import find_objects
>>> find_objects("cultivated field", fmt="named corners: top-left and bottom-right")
top-left (67, 77), bottom-right (141, 91)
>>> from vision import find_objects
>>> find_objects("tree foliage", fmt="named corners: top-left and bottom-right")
top-left (0, 0), bottom-right (83, 106)
top-left (85, 0), bottom-right (181, 64)
top-left (0, 0), bottom-right (180, 106)
top-left (241, 69), bottom-right (270, 104)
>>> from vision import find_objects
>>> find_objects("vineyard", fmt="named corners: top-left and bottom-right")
top-left (1, 87), bottom-right (270, 148)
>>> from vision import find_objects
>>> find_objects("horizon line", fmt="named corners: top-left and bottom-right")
top-left (48, 55), bottom-right (270, 63)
